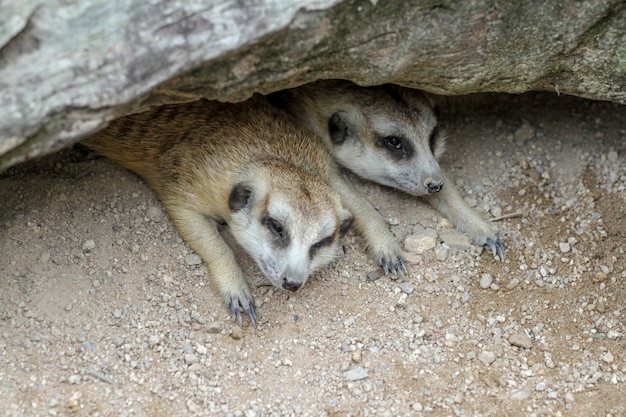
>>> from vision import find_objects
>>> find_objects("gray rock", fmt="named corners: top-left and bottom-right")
top-left (477, 351), bottom-right (497, 366)
top-left (399, 282), bottom-right (414, 295)
top-left (1, 0), bottom-right (625, 170)
top-left (509, 390), bottom-right (532, 401)
top-left (439, 231), bottom-right (472, 252)
top-left (404, 235), bottom-right (436, 254)
top-left (479, 274), bottom-right (493, 289)
top-left (344, 367), bottom-right (369, 381)
top-left (184, 254), bottom-right (202, 266)
top-left (509, 333), bottom-right (533, 349)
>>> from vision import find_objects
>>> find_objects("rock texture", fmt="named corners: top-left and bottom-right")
top-left (1, 0), bottom-right (625, 170)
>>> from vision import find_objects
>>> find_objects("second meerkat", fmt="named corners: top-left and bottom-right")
top-left (270, 80), bottom-right (505, 258)
top-left (82, 95), bottom-right (404, 326)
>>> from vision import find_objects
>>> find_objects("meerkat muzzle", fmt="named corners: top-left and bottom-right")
top-left (424, 177), bottom-right (444, 194)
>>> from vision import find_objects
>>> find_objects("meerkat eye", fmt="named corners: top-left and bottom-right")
top-left (263, 217), bottom-right (289, 246)
top-left (309, 236), bottom-right (334, 259)
top-left (383, 136), bottom-right (403, 150)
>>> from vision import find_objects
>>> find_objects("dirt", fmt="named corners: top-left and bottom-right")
top-left (0, 92), bottom-right (624, 417)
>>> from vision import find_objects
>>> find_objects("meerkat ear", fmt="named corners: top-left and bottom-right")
top-left (228, 183), bottom-right (254, 212)
top-left (328, 111), bottom-right (356, 145)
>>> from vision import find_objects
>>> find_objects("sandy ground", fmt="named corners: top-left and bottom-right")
top-left (0, 91), bottom-right (624, 417)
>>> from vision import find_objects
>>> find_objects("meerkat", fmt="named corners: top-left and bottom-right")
top-left (269, 80), bottom-right (505, 258)
top-left (82, 95), bottom-right (404, 326)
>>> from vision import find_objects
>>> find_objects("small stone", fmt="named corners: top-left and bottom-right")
top-left (535, 382), bottom-right (547, 391)
top-left (564, 392), bottom-right (575, 403)
top-left (403, 253), bottom-right (422, 265)
top-left (411, 402), bottom-right (423, 412)
top-left (344, 367), bottom-right (369, 381)
top-left (68, 374), bottom-right (81, 385)
top-left (600, 352), bottom-right (614, 363)
top-left (559, 242), bottom-right (571, 253)
top-left (184, 353), bottom-right (199, 364)
top-left (366, 268), bottom-right (385, 281)
top-left (184, 254), bottom-right (202, 266)
top-left (478, 350), bottom-right (497, 366)
top-left (231, 327), bottom-right (243, 340)
top-left (439, 231), bottom-right (472, 251)
top-left (479, 274), bottom-right (493, 289)
top-left (388, 217), bottom-right (399, 226)
top-left (404, 235), bottom-right (436, 254)
top-left (147, 206), bottom-right (163, 222)
top-left (509, 389), bottom-right (532, 401)
top-left (351, 350), bottom-right (362, 363)
top-left (399, 282), bottom-right (414, 295)
top-left (30, 331), bottom-right (43, 342)
top-left (513, 121), bottom-right (535, 143)
top-left (82, 240), bottom-right (96, 250)
top-left (435, 245), bottom-right (448, 261)
top-left (509, 333), bottom-right (533, 349)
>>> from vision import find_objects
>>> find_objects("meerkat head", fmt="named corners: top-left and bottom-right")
top-left (227, 165), bottom-right (353, 292)
top-left (275, 81), bottom-right (446, 196)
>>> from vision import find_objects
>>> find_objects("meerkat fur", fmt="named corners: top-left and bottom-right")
top-left (82, 96), bottom-right (357, 326)
top-left (269, 80), bottom-right (504, 258)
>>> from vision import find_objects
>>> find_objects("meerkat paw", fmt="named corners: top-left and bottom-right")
top-left (224, 288), bottom-right (257, 328)
top-left (484, 236), bottom-right (505, 260)
top-left (468, 225), bottom-right (505, 260)
top-left (371, 241), bottom-right (407, 277)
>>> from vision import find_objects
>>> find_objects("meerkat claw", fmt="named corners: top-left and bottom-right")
top-left (485, 237), bottom-right (505, 260)
top-left (381, 256), bottom-right (405, 277)
top-left (228, 297), bottom-right (257, 328)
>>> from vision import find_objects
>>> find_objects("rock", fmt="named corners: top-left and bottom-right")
top-left (509, 390), bottom-right (532, 401)
top-left (559, 242), bottom-right (571, 253)
top-left (478, 351), bottom-right (497, 366)
top-left (344, 367), bottom-right (369, 381)
top-left (404, 235), bottom-right (436, 254)
top-left (403, 253), bottom-right (422, 265)
top-left (600, 352), bottom-right (614, 363)
top-left (509, 333), bottom-right (533, 349)
top-left (513, 121), bottom-right (536, 143)
top-left (439, 231), bottom-right (472, 251)
top-left (479, 274), bottom-right (493, 289)
top-left (82, 240), bottom-right (96, 250)
top-left (184, 254), bottom-right (202, 266)
top-left (366, 268), bottom-right (385, 281)
top-left (1, 0), bottom-right (625, 170)
top-left (399, 282), bottom-right (414, 295)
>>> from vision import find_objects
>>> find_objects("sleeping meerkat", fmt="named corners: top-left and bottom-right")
top-left (82, 95), bottom-right (404, 326)
top-left (269, 80), bottom-right (505, 259)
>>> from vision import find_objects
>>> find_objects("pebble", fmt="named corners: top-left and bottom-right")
top-left (479, 274), bottom-right (493, 289)
top-left (82, 240), bottom-right (96, 250)
top-left (366, 268), bottom-right (385, 281)
top-left (184, 254), bottom-right (202, 266)
top-left (231, 327), bottom-right (243, 340)
top-left (600, 352), bottom-right (614, 363)
top-left (535, 382), bottom-right (547, 391)
top-left (559, 242), bottom-right (571, 253)
top-left (403, 253), bottom-right (422, 265)
top-left (411, 402), bottom-right (423, 412)
top-left (351, 350), bottom-right (362, 363)
top-left (513, 121), bottom-right (535, 143)
top-left (439, 231), bottom-right (471, 251)
top-left (509, 389), bottom-right (532, 401)
top-left (399, 282), bottom-right (414, 295)
top-left (344, 367), bottom-right (369, 381)
top-left (404, 235), bottom-right (436, 254)
top-left (478, 351), bottom-right (496, 366)
top-left (509, 333), bottom-right (533, 349)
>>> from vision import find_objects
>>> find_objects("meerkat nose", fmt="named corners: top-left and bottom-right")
top-left (424, 178), bottom-right (444, 194)
top-left (282, 279), bottom-right (302, 292)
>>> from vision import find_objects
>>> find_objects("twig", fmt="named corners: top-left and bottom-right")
top-left (490, 211), bottom-right (523, 222)
top-left (85, 368), bottom-right (117, 385)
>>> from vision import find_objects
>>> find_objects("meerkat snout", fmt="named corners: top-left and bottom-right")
top-left (424, 177), bottom-right (444, 194)
top-left (282, 278), bottom-right (302, 292)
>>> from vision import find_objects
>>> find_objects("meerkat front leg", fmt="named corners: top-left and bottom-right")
top-left (330, 172), bottom-right (406, 275)
top-left (424, 170), bottom-right (505, 259)
top-left (168, 207), bottom-right (257, 327)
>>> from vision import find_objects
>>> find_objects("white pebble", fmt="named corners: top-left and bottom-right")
top-left (479, 274), bottom-right (493, 289)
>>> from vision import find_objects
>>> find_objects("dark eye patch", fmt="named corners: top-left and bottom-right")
top-left (376, 135), bottom-right (414, 161)
top-left (262, 216), bottom-right (290, 248)
top-left (309, 236), bottom-right (334, 259)
top-left (429, 126), bottom-right (439, 153)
